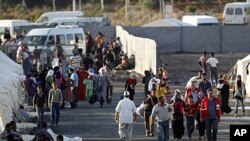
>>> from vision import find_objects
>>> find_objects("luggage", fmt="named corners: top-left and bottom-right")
top-left (88, 94), bottom-right (97, 105)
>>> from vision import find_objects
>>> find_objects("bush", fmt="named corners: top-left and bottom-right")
top-left (185, 5), bottom-right (197, 14)
top-left (143, 0), bottom-right (159, 10)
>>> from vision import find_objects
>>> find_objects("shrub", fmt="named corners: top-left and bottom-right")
top-left (143, 0), bottom-right (159, 10)
top-left (185, 5), bottom-right (197, 14)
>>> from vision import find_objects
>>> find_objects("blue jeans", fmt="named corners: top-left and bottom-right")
top-left (157, 121), bottom-right (169, 141)
top-left (210, 67), bottom-right (218, 85)
top-left (51, 102), bottom-right (60, 125)
top-left (186, 116), bottom-right (195, 137)
top-left (205, 119), bottom-right (218, 141)
top-left (235, 99), bottom-right (245, 114)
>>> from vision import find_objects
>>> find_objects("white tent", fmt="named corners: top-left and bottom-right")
top-left (236, 54), bottom-right (250, 97)
top-left (0, 51), bottom-right (23, 132)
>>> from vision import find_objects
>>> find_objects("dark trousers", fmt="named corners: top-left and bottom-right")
top-left (51, 102), bottom-right (60, 125)
top-left (144, 111), bottom-right (154, 135)
top-left (205, 119), bottom-right (218, 141)
top-left (36, 106), bottom-right (45, 125)
top-left (128, 89), bottom-right (135, 101)
top-left (73, 87), bottom-right (78, 103)
top-left (186, 116), bottom-right (195, 137)
top-left (195, 113), bottom-right (205, 137)
top-left (106, 86), bottom-right (113, 104)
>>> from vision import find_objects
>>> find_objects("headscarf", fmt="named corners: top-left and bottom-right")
top-left (46, 70), bottom-right (54, 79)
top-left (171, 89), bottom-right (183, 101)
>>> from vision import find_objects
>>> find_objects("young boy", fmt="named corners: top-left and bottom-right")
top-left (185, 95), bottom-right (196, 139)
top-left (33, 85), bottom-right (47, 127)
top-left (84, 75), bottom-right (93, 100)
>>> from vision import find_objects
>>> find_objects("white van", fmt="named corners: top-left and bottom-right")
top-left (47, 16), bottom-right (111, 27)
top-left (22, 26), bottom-right (86, 56)
top-left (0, 20), bottom-right (30, 40)
top-left (35, 11), bottom-right (84, 25)
top-left (182, 15), bottom-right (219, 26)
top-left (223, 2), bottom-right (250, 25)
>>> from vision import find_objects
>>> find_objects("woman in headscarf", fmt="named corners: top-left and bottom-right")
top-left (76, 64), bottom-right (87, 101)
top-left (217, 74), bottom-right (232, 114)
top-left (171, 89), bottom-right (185, 139)
top-left (63, 73), bottom-right (73, 108)
top-left (46, 70), bottom-right (54, 86)
top-left (125, 73), bottom-right (137, 101)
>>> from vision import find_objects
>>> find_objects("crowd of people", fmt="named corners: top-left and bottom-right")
top-left (0, 30), bottom-right (248, 141)
top-left (0, 31), bottom-right (137, 141)
top-left (115, 52), bottom-right (247, 141)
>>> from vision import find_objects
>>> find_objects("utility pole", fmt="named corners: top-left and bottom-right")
top-left (73, 0), bottom-right (76, 11)
top-left (52, 0), bottom-right (56, 11)
top-left (22, 0), bottom-right (27, 8)
top-left (125, 0), bottom-right (130, 24)
top-left (0, 0), bottom-right (2, 12)
top-left (79, 0), bottom-right (82, 11)
top-left (101, 0), bottom-right (105, 16)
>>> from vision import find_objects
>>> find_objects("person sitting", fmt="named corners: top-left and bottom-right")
top-left (32, 122), bottom-right (53, 141)
top-left (56, 135), bottom-right (64, 141)
top-left (1, 123), bottom-right (12, 140)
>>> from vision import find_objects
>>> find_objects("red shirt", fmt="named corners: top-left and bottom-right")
top-left (185, 102), bottom-right (196, 116)
top-left (200, 97), bottom-right (221, 120)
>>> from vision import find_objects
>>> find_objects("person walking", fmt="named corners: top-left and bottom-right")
top-left (199, 73), bottom-right (212, 97)
top-left (84, 75), bottom-right (93, 100)
top-left (198, 51), bottom-right (207, 74)
top-left (125, 73), bottom-right (137, 101)
top-left (200, 89), bottom-right (221, 141)
top-left (151, 95), bottom-right (172, 141)
top-left (69, 67), bottom-right (79, 107)
top-left (206, 52), bottom-right (219, 85)
top-left (234, 75), bottom-right (246, 117)
top-left (96, 69), bottom-right (108, 108)
top-left (171, 90), bottom-right (185, 139)
top-left (217, 74), bottom-right (232, 114)
top-left (48, 81), bottom-right (63, 126)
top-left (156, 79), bottom-right (167, 99)
top-left (185, 95), bottom-right (196, 139)
top-left (33, 85), bottom-right (46, 127)
top-left (76, 64), bottom-right (87, 101)
top-left (142, 70), bottom-right (152, 97)
top-left (143, 88), bottom-right (158, 137)
top-left (115, 91), bottom-right (137, 141)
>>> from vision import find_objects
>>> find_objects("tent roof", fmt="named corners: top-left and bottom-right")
top-left (142, 18), bottom-right (193, 27)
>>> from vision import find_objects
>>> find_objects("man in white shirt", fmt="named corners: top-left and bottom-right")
top-left (206, 52), bottom-right (219, 85)
top-left (115, 91), bottom-right (137, 141)
top-left (151, 96), bottom-right (172, 141)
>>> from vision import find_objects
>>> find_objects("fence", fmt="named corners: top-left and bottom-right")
top-left (124, 26), bottom-right (250, 53)
top-left (116, 26), bottom-right (157, 75)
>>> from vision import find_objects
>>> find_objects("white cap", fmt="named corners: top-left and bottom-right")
top-left (123, 91), bottom-right (130, 96)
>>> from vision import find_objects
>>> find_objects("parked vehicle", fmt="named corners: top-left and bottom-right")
top-left (0, 20), bottom-right (30, 40)
top-left (35, 11), bottom-right (84, 25)
top-left (22, 25), bottom-right (86, 56)
top-left (223, 2), bottom-right (250, 25)
top-left (182, 15), bottom-right (219, 26)
top-left (47, 16), bottom-right (111, 27)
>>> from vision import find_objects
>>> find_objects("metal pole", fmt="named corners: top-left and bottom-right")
top-left (79, 0), bottom-right (82, 11)
top-left (0, 0), bottom-right (2, 12)
top-left (159, 0), bottom-right (162, 19)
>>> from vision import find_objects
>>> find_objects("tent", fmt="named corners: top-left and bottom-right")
top-left (0, 51), bottom-right (23, 132)
top-left (236, 54), bottom-right (250, 97)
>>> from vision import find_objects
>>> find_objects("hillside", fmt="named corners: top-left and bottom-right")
top-left (0, 0), bottom-right (246, 26)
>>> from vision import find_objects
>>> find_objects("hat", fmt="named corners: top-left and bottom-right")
top-left (129, 73), bottom-right (136, 79)
top-left (174, 89), bottom-right (181, 95)
top-left (123, 91), bottom-right (130, 97)
top-left (207, 88), bottom-right (213, 94)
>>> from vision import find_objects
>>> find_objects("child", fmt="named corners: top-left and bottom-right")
top-left (33, 85), bottom-right (46, 127)
top-left (84, 75), bottom-right (93, 100)
top-left (185, 95), bottom-right (196, 139)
